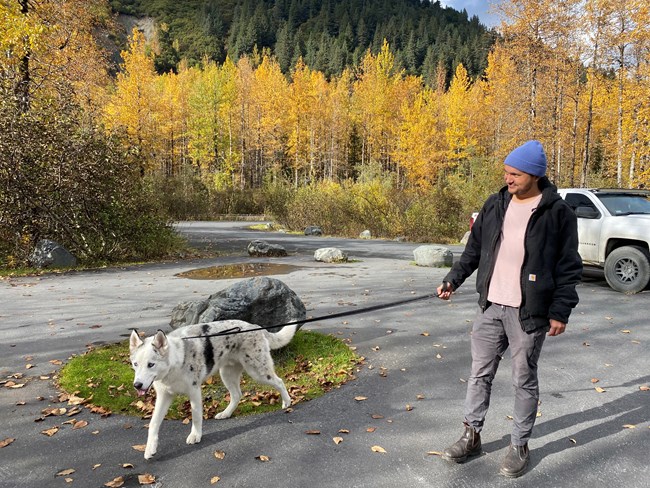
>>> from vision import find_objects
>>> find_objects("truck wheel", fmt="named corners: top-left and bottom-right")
top-left (604, 246), bottom-right (650, 294)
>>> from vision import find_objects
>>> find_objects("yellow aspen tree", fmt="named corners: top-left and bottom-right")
top-left (287, 63), bottom-right (337, 184)
top-left (250, 54), bottom-right (289, 186)
top-left (445, 63), bottom-right (476, 171)
top-left (478, 44), bottom-right (527, 163)
top-left (1, 0), bottom-right (110, 113)
top-left (326, 68), bottom-right (355, 180)
top-left (217, 57), bottom-right (241, 187)
top-left (103, 28), bottom-right (159, 176)
top-left (235, 56), bottom-right (254, 188)
top-left (156, 62), bottom-right (192, 177)
top-left (287, 59), bottom-right (315, 186)
top-left (393, 88), bottom-right (445, 189)
top-left (352, 40), bottom-right (403, 175)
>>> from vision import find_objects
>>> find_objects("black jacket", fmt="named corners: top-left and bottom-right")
top-left (444, 178), bottom-right (583, 332)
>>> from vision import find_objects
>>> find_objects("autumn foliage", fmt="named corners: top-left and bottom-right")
top-left (1, 0), bottom-right (650, 265)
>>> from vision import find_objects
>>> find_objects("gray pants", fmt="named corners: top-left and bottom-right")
top-left (464, 304), bottom-right (547, 446)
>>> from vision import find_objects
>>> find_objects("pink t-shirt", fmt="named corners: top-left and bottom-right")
top-left (487, 194), bottom-right (542, 307)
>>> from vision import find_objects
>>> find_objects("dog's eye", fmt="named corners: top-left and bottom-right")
top-left (133, 362), bottom-right (138, 367)
top-left (147, 362), bottom-right (155, 368)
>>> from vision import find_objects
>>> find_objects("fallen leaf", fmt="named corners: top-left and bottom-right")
top-left (42, 407), bottom-right (67, 417)
top-left (421, 332), bottom-right (430, 337)
top-left (620, 329), bottom-right (631, 334)
top-left (591, 378), bottom-right (599, 384)
top-left (623, 424), bottom-right (636, 429)
top-left (305, 430), bottom-right (321, 435)
top-left (416, 394), bottom-right (425, 400)
top-left (104, 476), bottom-right (124, 488)
top-left (256, 455), bottom-right (270, 462)
top-left (338, 429), bottom-right (350, 434)
top-left (0, 438), bottom-right (15, 448)
top-left (214, 450), bottom-right (225, 460)
top-left (73, 420), bottom-right (88, 430)
top-left (371, 445), bottom-right (387, 453)
top-left (333, 437), bottom-right (343, 445)
top-left (26, 364), bottom-right (34, 369)
top-left (371, 414), bottom-right (384, 419)
top-left (93, 464), bottom-right (102, 470)
top-left (568, 438), bottom-right (577, 444)
top-left (582, 342), bottom-right (590, 347)
top-left (132, 445), bottom-right (146, 452)
top-left (50, 359), bottom-right (63, 365)
top-left (210, 476), bottom-right (221, 484)
top-left (405, 405), bottom-right (413, 411)
top-left (366, 427), bottom-right (376, 433)
top-left (138, 473), bottom-right (156, 485)
top-left (595, 387), bottom-right (606, 393)
top-left (41, 427), bottom-right (59, 437)
top-left (122, 464), bottom-right (134, 469)
top-left (427, 451), bottom-right (443, 456)
top-left (639, 385), bottom-right (650, 391)
top-left (56, 469), bottom-right (75, 477)
top-left (506, 415), bottom-right (513, 420)
top-left (354, 396), bottom-right (367, 402)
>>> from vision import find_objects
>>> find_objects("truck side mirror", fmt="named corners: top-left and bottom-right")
top-left (575, 206), bottom-right (600, 219)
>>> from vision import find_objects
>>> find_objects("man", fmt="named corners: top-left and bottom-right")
top-left (437, 140), bottom-right (582, 478)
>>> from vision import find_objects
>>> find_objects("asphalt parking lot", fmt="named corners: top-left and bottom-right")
top-left (0, 222), bottom-right (648, 488)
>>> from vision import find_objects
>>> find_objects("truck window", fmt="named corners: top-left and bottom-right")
top-left (564, 193), bottom-right (597, 212)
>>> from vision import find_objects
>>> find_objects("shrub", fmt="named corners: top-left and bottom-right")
top-left (0, 98), bottom-right (179, 267)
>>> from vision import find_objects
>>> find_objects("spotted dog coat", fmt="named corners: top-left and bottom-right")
top-left (129, 320), bottom-right (296, 459)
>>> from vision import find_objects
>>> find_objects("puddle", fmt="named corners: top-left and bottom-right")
top-left (176, 262), bottom-right (303, 280)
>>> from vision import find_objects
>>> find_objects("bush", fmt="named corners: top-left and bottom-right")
top-left (0, 98), bottom-right (180, 267)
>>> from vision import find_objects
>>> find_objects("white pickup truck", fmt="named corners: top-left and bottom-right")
top-left (557, 188), bottom-right (650, 294)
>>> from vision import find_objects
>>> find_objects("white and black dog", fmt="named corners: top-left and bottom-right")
top-left (129, 320), bottom-right (297, 459)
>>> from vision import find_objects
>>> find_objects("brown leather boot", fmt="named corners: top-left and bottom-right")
top-left (442, 423), bottom-right (482, 463)
top-left (499, 443), bottom-right (529, 478)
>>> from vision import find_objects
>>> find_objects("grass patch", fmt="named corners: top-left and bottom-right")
top-left (58, 330), bottom-right (359, 419)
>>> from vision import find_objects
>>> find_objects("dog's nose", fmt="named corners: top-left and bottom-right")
top-left (134, 381), bottom-right (143, 390)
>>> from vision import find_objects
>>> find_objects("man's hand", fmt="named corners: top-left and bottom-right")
top-left (436, 282), bottom-right (454, 300)
top-left (548, 319), bottom-right (566, 336)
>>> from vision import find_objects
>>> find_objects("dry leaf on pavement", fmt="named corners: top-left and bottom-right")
top-left (0, 438), bottom-right (15, 448)
top-left (104, 477), bottom-right (124, 488)
top-left (138, 473), bottom-right (156, 485)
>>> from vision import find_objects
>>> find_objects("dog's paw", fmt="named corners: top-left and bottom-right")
top-left (214, 411), bottom-right (232, 420)
top-left (144, 448), bottom-right (156, 460)
top-left (186, 431), bottom-right (202, 445)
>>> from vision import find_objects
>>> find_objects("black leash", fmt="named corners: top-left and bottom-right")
top-left (182, 289), bottom-right (445, 340)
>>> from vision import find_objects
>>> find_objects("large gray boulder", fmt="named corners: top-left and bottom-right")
top-left (29, 239), bottom-right (77, 269)
top-left (247, 240), bottom-right (288, 257)
top-left (413, 245), bottom-right (453, 267)
top-left (170, 276), bottom-right (306, 333)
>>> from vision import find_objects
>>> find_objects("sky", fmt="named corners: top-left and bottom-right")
top-left (439, 1), bottom-right (500, 28)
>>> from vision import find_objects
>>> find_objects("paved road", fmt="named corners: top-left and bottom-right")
top-left (1, 222), bottom-right (648, 487)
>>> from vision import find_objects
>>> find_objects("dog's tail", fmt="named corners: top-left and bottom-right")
top-left (265, 323), bottom-right (299, 350)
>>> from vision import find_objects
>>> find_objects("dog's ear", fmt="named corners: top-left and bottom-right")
top-left (129, 329), bottom-right (143, 352)
top-left (152, 330), bottom-right (169, 354)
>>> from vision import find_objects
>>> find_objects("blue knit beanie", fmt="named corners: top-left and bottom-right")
top-left (504, 140), bottom-right (547, 177)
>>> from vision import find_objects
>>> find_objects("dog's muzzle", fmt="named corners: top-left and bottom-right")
top-left (133, 381), bottom-right (150, 397)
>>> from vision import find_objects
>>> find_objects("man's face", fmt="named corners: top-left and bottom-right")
top-left (503, 164), bottom-right (540, 198)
